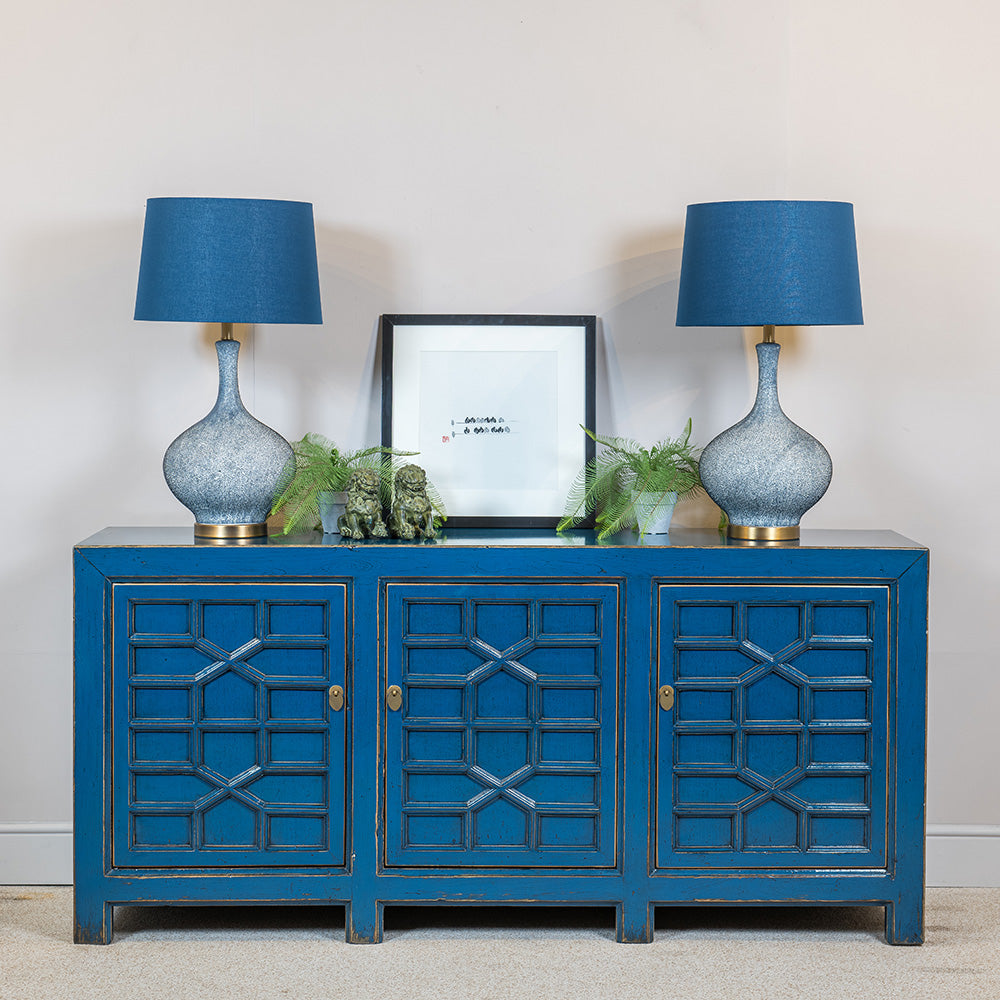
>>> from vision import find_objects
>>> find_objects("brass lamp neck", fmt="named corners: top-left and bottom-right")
top-left (762, 324), bottom-right (776, 344)
top-left (220, 322), bottom-right (234, 341)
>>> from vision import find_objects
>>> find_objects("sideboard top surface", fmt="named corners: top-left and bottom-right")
top-left (77, 526), bottom-right (925, 551)
top-left (76, 527), bottom-right (924, 550)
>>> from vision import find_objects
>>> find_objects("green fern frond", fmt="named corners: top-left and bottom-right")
top-left (557, 453), bottom-right (626, 532)
top-left (557, 419), bottom-right (704, 540)
top-left (270, 435), bottom-right (419, 535)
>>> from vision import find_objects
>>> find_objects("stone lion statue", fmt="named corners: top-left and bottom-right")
top-left (337, 468), bottom-right (388, 540)
top-left (390, 464), bottom-right (437, 540)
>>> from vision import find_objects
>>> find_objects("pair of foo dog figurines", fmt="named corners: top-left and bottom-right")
top-left (337, 463), bottom-right (437, 541)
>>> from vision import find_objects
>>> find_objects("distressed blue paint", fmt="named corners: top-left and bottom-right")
top-left (110, 584), bottom-right (347, 869)
top-left (384, 584), bottom-right (619, 868)
top-left (656, 585), bottom-right (889, 869)
top-left (74, 527), bottom-right (927, 945)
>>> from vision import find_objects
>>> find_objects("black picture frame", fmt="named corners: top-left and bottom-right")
top-left (381, 314), bottom-right (597, 529)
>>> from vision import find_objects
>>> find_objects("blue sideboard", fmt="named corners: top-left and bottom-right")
top-left (73, 526), bottom-right (928, 945)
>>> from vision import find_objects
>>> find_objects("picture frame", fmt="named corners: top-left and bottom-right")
top-left (381, 314), bottom-right (596, 528)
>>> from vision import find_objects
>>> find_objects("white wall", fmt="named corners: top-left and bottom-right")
top-left (1, 0), bottom-right (995, 885)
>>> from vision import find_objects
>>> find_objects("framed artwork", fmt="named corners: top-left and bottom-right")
top-left (381, 314), bottom-right (596, 528)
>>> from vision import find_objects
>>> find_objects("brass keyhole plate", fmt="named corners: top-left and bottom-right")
top-left (387, 685), bottom-right (403, 712)
top-left (658, 685), bottom-right (675, 711)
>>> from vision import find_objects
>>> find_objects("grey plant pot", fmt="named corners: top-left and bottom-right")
top-left (317, 491), bottom-right (349, 535)
top-left (632, 490), bottom-right (678, 535)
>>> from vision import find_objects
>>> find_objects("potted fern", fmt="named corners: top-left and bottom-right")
top-left (557, 419), bottom-right (703, 540)
top-left (271, 434), bottom-right (416, 536)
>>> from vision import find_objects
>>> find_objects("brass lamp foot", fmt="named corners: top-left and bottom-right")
top-left (194, 522), bottom-right (269, 540)
top-left (727, 524), bottom-right (800, 542)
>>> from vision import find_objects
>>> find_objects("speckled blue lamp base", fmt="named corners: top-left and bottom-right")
top-left (700, 342), bottom-right (832, 540)
top-left (163, 339), bottom-right (293, 538)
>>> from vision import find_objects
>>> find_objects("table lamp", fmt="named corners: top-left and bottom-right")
top-left (676, 200), bottom-right (863, 541)
top-left (135, 197), bottom-right (323, 539)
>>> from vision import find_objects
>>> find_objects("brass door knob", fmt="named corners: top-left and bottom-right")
top-left (328, 685), bottom-right (344, 712)
top-left (658, 685), bottom-right (675, 711)
top-left (387, 685), bottom-right (403, 712)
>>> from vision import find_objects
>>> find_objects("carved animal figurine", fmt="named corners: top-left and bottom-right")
top-left (337, 468), bottom-right (388, 540)
top-left (390, 464), bottom-right (437, 540)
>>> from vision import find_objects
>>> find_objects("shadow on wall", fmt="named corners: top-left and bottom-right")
top-left (4, 218), bottom-right (196, 539)
top-left (256, 225), bottom-right (398, 450)
top-left (600, 232), bottom-right (750, 530)
top-left (2, 218), bottom-right (401, 546)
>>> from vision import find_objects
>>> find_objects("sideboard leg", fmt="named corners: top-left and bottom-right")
top-left (885, 897), bottom-right (924, 945)
top-left (346, 900), bottom-right (384, 944)
top-left (74, 896), bottom-right (113, 945)
top-left (616, 900), bottom-right (654, 943)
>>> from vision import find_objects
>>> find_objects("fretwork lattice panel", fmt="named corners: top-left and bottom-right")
top-left (111, 584), bottom-right (348, 868)
top-left (384, 583), bottom-right (620, 868)
top-left (656, 585), bottom-right (890, 869)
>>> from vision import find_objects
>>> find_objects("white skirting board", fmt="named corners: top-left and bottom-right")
top-left (1, 823), bottom-right (998, 887)
top-left (925, 825), bottom-right (1000, 888)
top-left (0, 824), bottom-right (73, 885)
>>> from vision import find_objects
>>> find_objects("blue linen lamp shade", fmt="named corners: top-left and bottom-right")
top-left (135, 197), bottom-right (323, 539)
top-left (676, 200), bottom-right (863, 541)
top-left (135, 197), bottom-right (322, 324)
top-left (676, 200), bottom-right (862, 328)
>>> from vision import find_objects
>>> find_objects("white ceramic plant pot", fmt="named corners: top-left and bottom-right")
top-left (317, 491), bottom-right (348, 535)
top-left (632, 490), bottom-right (678, 535)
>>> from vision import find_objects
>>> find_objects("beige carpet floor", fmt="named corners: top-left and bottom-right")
top-left (2, 887), bottom-right (998, 999)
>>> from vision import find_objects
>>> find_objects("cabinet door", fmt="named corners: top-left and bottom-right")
top-left (655, 586), bottom-right (889, 869)
top-left (112, 584), bottom-right (348, 868)
top-left (384, 582), bottom-right (621, 868)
